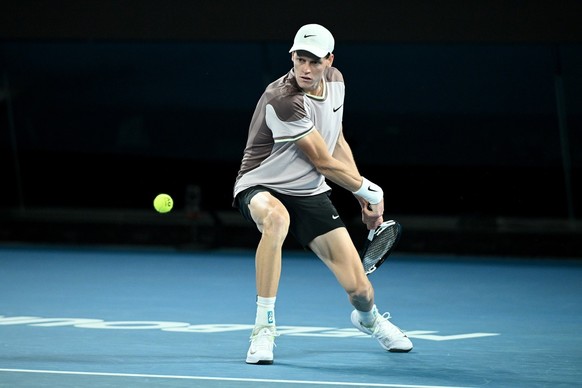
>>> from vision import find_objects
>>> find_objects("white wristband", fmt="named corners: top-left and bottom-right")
top-left (353, 177), bottom-right (383, 204)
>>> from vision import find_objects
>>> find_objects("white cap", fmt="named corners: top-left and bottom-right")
top-left (289, 24), bottom-right (335, 58)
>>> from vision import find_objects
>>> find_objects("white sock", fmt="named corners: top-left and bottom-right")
top-left (358, 304), bottom-right (379, 327)
top-left (255, 296), bottom-right (276, 327)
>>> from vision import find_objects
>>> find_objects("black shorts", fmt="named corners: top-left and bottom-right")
top-left (234, 186), bottom-right (345, 248)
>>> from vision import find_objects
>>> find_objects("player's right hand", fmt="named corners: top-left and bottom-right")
top-left (362, 200), bottom-right (384, 230)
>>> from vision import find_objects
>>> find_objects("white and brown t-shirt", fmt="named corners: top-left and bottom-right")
top-left (233, 67), bottom-right (345, 199)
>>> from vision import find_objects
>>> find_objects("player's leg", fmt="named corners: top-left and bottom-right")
top-left (238, 189), bottom-right (289, 364)
top-left (310, 229), bottom-right (413, 352)
top-left (309, 228), bottom-right (374, 310)
top-left (248, 190), bottom-right (289, 298)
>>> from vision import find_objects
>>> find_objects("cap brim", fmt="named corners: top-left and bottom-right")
top-left (289, 44), bottom-right (329, 58)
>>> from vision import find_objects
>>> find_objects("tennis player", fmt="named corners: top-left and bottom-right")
top-left (233, 23), bottom-right (413, 364)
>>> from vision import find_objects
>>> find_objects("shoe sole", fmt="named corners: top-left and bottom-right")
top-left (388, 347), bottom-right (413, 353)
top-left (246, 359), bottom-right (273, 365)
top-left (246, 355), bottom-right (273, 365)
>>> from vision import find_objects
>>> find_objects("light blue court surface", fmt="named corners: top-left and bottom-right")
top-left (1, 245), bottom-right (581, 387)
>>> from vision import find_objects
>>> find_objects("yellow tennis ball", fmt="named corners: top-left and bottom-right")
top-left (153, 193), bottom-right (173, 213)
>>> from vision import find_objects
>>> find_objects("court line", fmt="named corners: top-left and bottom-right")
top-left (0, 368), bottom-right (472, 388)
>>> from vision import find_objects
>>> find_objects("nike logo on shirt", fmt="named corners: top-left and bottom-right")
top-left (333, 105), bottom-right (343, 112)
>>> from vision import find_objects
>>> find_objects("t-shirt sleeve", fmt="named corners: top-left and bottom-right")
top-left (266, 94), bottom-right (314, 143)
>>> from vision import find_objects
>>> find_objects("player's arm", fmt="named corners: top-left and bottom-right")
top-left (332, 128), bottom-right (384, 229)
top-left (295, 127), bottom-right (383, 229)
top-left (295, 127), bottom-right (359, 190)
top-left (331, 127), bottom-right (360, 180)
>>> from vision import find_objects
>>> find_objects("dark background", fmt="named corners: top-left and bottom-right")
top-left (1, 1), bottom-right (581, 257)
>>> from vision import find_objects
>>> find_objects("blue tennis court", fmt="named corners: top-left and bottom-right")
top-left (1, 245), bottom-right (581, 387)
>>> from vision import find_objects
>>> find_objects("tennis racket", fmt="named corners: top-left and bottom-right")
top-left (360, 220), bottom-right (402, 275)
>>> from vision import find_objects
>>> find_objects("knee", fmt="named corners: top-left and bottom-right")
top-left (263, 206), bottom-right (290, 237)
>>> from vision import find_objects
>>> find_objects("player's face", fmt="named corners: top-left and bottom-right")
top-left (292, 52), bottom-right (334, 95)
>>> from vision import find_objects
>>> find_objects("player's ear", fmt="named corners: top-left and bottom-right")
top-left (326, 53), bottom-right (334, 67)
top-left (290, 52), bottom-right (295, 62)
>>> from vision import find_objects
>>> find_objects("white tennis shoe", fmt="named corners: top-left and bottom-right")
top-left (246, 326), bottom-right (278, 364)
top-left (351, 310), bottom-right (413, 352)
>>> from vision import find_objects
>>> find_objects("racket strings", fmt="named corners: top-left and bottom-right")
top-left (362, 225), bottom-right (398, 273)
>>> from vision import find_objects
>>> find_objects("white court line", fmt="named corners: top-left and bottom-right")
top-left (0, 368), bottom-right (472, 388)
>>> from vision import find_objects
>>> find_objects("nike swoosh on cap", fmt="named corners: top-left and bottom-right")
top-left (304, 34), bottom-right (316, 38)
